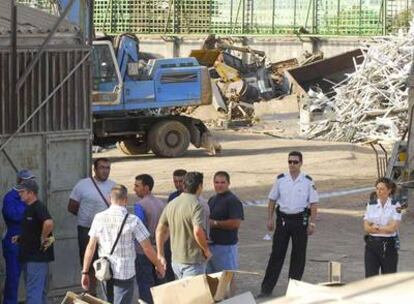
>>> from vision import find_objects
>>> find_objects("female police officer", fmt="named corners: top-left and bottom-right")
top-left (363, 177), bottom-right (401, 277)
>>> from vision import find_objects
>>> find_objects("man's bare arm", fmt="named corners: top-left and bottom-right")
top-left (140, 239), bottom-right (166, 278)
top-left (41, 219), bottom-right (54, 241)
top-left (193, 225), bottom-right (211, 259)
top-left (155, 223), bottom-right (168, 258)
top-left (210, 219), bottom-right (242, 230)
top-left (67, 199), bottom-right (80, 215)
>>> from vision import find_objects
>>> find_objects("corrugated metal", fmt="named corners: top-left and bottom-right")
top-left (0, 48), bottom-right (91, 135)
top-left (0, 0), bottom-right (78, 35)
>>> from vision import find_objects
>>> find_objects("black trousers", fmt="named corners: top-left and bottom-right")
top-left (364, 236), bottom-right (398, 278)
top-left (261, 216), bottom-right (308, 294)
top-left (164, 238), bottom-right (176, 282)
top-left (77, 225), bottom-right (98, 266)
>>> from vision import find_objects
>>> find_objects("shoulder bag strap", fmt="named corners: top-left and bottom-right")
top-left (110, 213), bottom-right (129, 255)
top-left (90, 177), bottom-right (110, 207)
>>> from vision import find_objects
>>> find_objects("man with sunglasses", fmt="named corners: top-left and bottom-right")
top-left (258, 151), bottom-right (319, 298)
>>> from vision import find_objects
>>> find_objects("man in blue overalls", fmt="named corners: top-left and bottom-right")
top-left (2, 169), bottom-right (35, 304)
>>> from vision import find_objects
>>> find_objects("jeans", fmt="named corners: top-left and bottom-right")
top-left (102, 277), bottom-right (134, 304)
top-left (172, 262), bottom-right (206, 279)
top-left (135, 254), bottom-right (155, 304)
top-left (207, 244), bottom-right (239, 273)
top-left (21, 262), bottom-right (49, 304)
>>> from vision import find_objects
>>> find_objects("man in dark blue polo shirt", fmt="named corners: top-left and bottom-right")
top-left (167, 169), bottom-right (187, 203)
top-left (15, 179), bottom-right (54, 304)
top-left (207, 171), bottom-right (244, 294)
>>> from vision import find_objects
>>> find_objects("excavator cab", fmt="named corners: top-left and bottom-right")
top-left (91, 41), bottom-right (122, 105)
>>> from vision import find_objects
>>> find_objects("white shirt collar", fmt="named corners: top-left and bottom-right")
top-left (287, 172), bottom-right (303, 182)
top-left (376, 197), bottom-right (392, 208)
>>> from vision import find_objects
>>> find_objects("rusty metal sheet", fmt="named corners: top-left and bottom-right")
top-left (286, 49), bottom-right (364, 96)
top-left (0, 49), bottom-right (91, 136)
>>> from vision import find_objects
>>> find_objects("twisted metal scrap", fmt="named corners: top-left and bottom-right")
top-left (306, 23), bottom-right (414, 143)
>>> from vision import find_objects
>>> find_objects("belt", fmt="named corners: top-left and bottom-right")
top-left (278, 211), bottom-right (304, 219)
top-left (367, 235), bottom-right (395, 241)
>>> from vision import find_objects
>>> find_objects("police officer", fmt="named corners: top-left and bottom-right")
top-left (258, 151), bottom-right (318, 298)
top-left (2, 169), bottom-right (35, 304)
top-left (364, 177), bottom-right (401, 277)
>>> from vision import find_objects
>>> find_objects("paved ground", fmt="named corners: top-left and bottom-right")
top-left (94, 128), bottom-right (414, 302)
top-left (238, 195), bottom-right (414, 302)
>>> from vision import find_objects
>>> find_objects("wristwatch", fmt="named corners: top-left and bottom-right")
top-left (81, 271), bottom-right (89, 275)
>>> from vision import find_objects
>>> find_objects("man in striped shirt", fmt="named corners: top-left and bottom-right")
top-left (81, 185), bottom-right (165, 304)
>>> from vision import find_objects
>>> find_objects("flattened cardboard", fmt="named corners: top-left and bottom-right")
top-left (61, 292), bottom-right (110, 304)
top-left (151, 271), bottom-right (234, 304)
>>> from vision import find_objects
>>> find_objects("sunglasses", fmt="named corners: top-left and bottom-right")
top-left (288, 160), bottom-right (300, 164)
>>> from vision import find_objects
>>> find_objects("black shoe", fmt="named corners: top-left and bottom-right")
top-left (255, 292), bottom-right (271, 299)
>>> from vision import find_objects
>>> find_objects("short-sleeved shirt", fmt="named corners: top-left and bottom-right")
top-left (364, 198), bottom-right (401, 237)
top-left (20, 200), bottom-right (54, 263)
top-left (198, 195), bottom-right (211, 238)
top-left (208, 191), bottom-right (244, 245)
top-left (268, 172), bottom-right (319, 214)
top-left (70, 177), bottom-right (116, 227)
top-left (158, 193), bottom-right (205, 264)
top-left (89, 205), bottom-right (149, 280)
top-left (135, 194), bottom-right (165, 254)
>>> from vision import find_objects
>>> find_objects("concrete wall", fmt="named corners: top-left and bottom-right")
top-left (0, 131), bottom-right (91, 297)
top-left (138, 35), bottom-right (366, 62)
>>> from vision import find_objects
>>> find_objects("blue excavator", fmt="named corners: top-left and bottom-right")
top-left (57, 0), bottom-right (219, 157)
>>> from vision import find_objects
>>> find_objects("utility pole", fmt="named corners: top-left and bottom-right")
top-left (406, 52), bottom-right (414, 206)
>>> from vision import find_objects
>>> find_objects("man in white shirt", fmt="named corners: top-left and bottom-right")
top-left (258, 151), bottom-right (319, 298)
top-left (68, 158), bottom-right (116, 294)
top-left (81, 184), bottom-right (165, 304)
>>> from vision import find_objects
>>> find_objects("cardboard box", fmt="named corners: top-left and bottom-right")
top-left (151, 271), bottom-right (234, 304)
top-left (61, 292), bottom-right (110, 304)
top-left (220, 292), bottom-right (256, 304)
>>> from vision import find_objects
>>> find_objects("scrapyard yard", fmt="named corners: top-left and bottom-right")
top-left (98, 128), bottom-right (414, 300)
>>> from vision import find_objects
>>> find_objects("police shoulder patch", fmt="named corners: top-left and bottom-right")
top-left (305, 175), bottom-right (313, 181)
top-left (277, 173), bottom-right (285, 179)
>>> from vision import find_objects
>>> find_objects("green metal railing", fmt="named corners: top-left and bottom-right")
top-left (18, 0), bottom-right (414, 36)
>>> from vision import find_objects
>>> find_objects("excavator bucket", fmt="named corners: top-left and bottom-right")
top-left (190, 49), bottom-right (221, 67)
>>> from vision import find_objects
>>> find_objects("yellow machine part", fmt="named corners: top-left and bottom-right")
top-left (214, 62), bottom-right (240, 82)
top-left (189, 49), bottom-right (221, 67)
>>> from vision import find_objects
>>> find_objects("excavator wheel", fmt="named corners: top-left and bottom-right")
top-left (148, 120), bottom-right (190, 157)
top-left (117, 140), bottom-right (149, 155)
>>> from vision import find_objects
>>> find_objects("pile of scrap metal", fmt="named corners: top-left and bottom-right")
top-left (191, 35), bottom-right (291, 120)
top-left (288, 24), bottom-right (414, 143)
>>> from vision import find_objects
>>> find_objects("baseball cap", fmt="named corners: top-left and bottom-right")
top-left (15, 179), bottom-right (39, 193)
top-left (17, 169), bottom-right (35, 180)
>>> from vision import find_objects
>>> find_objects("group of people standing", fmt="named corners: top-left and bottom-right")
top-left (71, 158), bottom-right (244, 304)
top-left (1, 150), bottom-right (404, 304)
